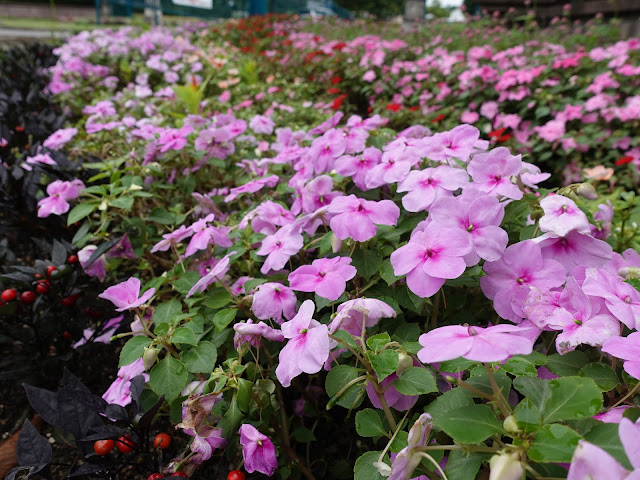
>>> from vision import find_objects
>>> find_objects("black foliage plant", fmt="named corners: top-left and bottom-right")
top-left (10, 370), bottom-right (171, 480)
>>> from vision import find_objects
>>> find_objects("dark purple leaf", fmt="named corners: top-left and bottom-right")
top-left (17, 419), bottom-right (52, 466)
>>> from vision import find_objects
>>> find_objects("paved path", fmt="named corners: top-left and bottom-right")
top-left (0, 27), bottom-right (71, 41)
top-left (0, 3), bottom-right (95, 20)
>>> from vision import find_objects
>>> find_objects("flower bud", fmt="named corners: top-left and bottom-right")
top-left (373, 461), bottom-right (391, 477)
top-left (396, 352), bottom-right (413, 377)
top-left (576, 183), bottom-right (598, 200)
top-left (489, 451), bottom-right (523, 480)
top-left (331, 233), bottom-right (343, 254)
top-left (142, 346), bottom-right (159, 371)
top-left (503, 415), bottom-right (520, 434)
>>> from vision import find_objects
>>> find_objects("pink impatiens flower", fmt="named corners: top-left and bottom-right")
top-left (257, 224), bottom-right (304, 274)
top-left (328, 195), bottom-right (400, 242)
top-left (417, 323), bottom-right (537, 363)
top-left (187, 251), bottom-right (235, 298)
top-left (37, 179), bottom-right (85, 218)
top-left (539, 195), bottom-right (591, 237)
top-left (238, 424), bottom-right (278, 476)
top-left (276, 300), bottom-right (330, 387)
top-left (102, 357), bottom-right (148, 406)
top-left (251, 282), bottom-right (297, 323)
top-left (288, 257), bottom-right (357, 301)
top-left (602, 332), bottom-right (640, 380)
top-left (98, 277), bottom-right (155, 311)
top-left (396, 165), bottom-right (469, 213)
top-left (390, 223), bottom-right (472, 298)
top-left (233, 319), bottom-right (285, 349)
top-left (467, 147), bottom-right (523, 200)
top-left (328, 298), bottom-right (396, 336)
top-left (42, 127), bottom-right (78, 149)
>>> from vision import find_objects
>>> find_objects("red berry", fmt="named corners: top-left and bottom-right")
top-left (1, 289), bottom-right (17, 302)
top-left (34, 273), bottom-right (43, 279)
top-left (60, 294), bottom-right (79, 307)
top-left (67, 255), bottom-right (78, 264)
top-left (20, 291), bottom-right (36, 304)
top-left (227, 471), bottom-right (246, 480)
top-left (170, 473), bottom-right (188, 478)
top-left (153, 432), bottom-right (171, 449)
top-left (93, 439), bottom-right (114, 456)
top-left (36, 280), bottom-right (50, 294)
top-left (147, 474), bottom-right (164, 480)
top-left (63, 331), bottom-right (73, 340)
top-left (116, 435), bottom-right (135, 453)
top-left (46, 265), bottom-right (57, 277)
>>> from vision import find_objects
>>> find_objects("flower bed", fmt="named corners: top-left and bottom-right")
top-left (4, 14), bottom-right (640, 480)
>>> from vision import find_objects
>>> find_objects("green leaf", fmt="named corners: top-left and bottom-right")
top-left (119, 336), bottom-right (152, 367)
top-left (236, 378), bottom-right (252, 412)
top-left (67, 202), bottom-right (98, 225)
top-left (547, 351), bottom-right (589, 376)
top-left (173, 271), bottom-right (201, 295)
top-left (438, 405), bottom-right (504, 444)
top-left (332, 329), bottom-right (359, 351)
top-left (394, 368), bottom-right (438, 396)
top-left (439, 357), bottom-right (477, 372)
top-left (513, 376), bottom-right (551, 413)
top-left (148, 356), bottom-right (188, 402)
top-left (443, 451), bottom-right (486, 479)
top-left (354, 451), bottom-right (386, 480)
top-left (355, 408), bottom-right (387, 437)
top-left (181, 341), bottom-right (217, 373)
top-left (202, 288), bottom-right (232, 309)
top-left (326, 365), bottom-right (365, 409)
top-left (368, 350), bottom-right (399, 382)
top-left (367, 333), bottom-right (391, 353)
top-left (243, 278), bottom-right (267, 293)
top-left (502, 357), bottom-right (538, 377)
top-left (393, 322), bottom-right (420, 342)
top-left (466, 367), bottom-right (511, 398)
top-left (528, 424), bottom-right (582, 463)
top-left (212, 308), bottom-right (237, 331)
top-left (425, 388), bottom-right (474, 425)
top-left (171, 327), bottom-right (197, 345)
top-left (110, 196), bottom-right (134, 211)
top-left (291, 426), bottom-right (316, 443)
top-left (380, 260), bottom-right (400, 285)
top-left (352, 249), bottom-right (382, 280)
top-left (515, 398), bottom-right (542, 432)
top-left (219, 396), bottom-right (243, 439)
top-left (580, 363), bottom-right (619, 391)
top-left (154, 299), bottom-right (182, 326)
top-left (542, 377), bottom-right (603, 424)
top-left (584, 423), bottom-right (633, 470)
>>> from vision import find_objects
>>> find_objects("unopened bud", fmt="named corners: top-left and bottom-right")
top-left (576, 183), bottom-right (598, 200)
top-left (142, 346), bottom-right (159, 370)
top-left (489, 451), bottom-right (523, 480)
top-left (373, 461), bottom-right (391, 477)
top-left (620, 267), bottom-right (640, 280)
top-left (503, 415), bottom-right (520, 434)
top-left (331, 233), bottom-right (343, 254)
top-left (396, 352), bottom-right (413, 377)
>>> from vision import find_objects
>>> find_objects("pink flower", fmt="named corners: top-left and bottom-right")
top-left (257, 224), bottom-right (304, 274)
top-left (289, 257), bottom-right (357, 301)
top-left (535, 119), bottom-right (565, 142)
top-left (234, 319), bottom-right (285, 349)
top-left (187, 251), bottom-right (235, 298)
top-left (390, 223), bottom-right (472, 298)
top-left (328, 195), bottom-right (400, 242)
top-left (329, 298), bottom-right (396, 336)
top-left (335, 147), bottom-right (382, 190)
top-left (98, 277), bottom-right (155, 312)
top-left (78, 244), bottom-right (107, 282)
top-left (602, 332), bottom-right (640, 379)
top-left (249, 114), bottom-right (275, 135)
top-left (251, 282), bottom-right (297, 323)
top-left (157, 125), bottom-right (193, 152)
top-left (583, 269), bottom-right (640, 330)
top-left (102, 358), bottom-right (148, 406)
top-left (308, 129), bottom-right (346, 174)
top-left (24, 152), bottom-right (56, 170)
top-left (276, 300), bottom-right (330, 387)
top-left (150, 225), bottom-right (193, 253)
top-left (418, 323), bottom-right (536, 363)
top-left (225, 175), bottom-right (279, 202)
top-left (467, 147), bottom-right (523, 200)
top-left (238, 424), bottom-right (278, 476)
top-left (37, 179), bottom-right (85, 218)
top-left (42, 127), bottom-right (78, 149)
top-left (539, 195), bottom-right (591, 237)
top-left (185, 214), bottom-right (216, 257)
top-left (397, 166), bottom-right (469, 213)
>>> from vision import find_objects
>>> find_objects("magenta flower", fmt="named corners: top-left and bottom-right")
top-left (37, 179), bottom-right (85, 218)
top-left (390, 223), bottom-right (472, 298)
top-left (106, 234), bottom-right (137, 260)
top-left (429, 192), bottom-right (508, 265)
top-left (467, 147), bottom-right (523, 200)
top-left (335, 147), bottom-right (382, 190)
top-left (288, 257), bottom-right (357, 301)
top-left (238, 424), bottom-right (278, 476)
top-left (234, 319), bottom-right (285, 349)
top-left (251, 282), bottom-right (297, 323)
top-left (308, 128), bottom-right (346, 174)
top-left (276, 300), bottom-right (330, 387)
top-left (329, 298), bottom-right (396, 336)
top-left (157, 124), bottom-right (193, 152)
top-left (185, 214), bottom-right (216, 257)
top-left (257, 224), bottom-right (304, 274)
top-left (423, 124), bottom-right (480, 163)
top-left (24, 152), bottom-right (57, 170)
top-left (187, 251), bottom-right (235, 298)
top-left (328, 195), bottom-right (399, 242)
top-left (397, 166), bottom-right (469, 213)
top-left (249, 114), bottom-right (275, 135)
top-left (388, 414), bottom-right (434, 480)
top-left (78, 244), bottom-right (107, 282)
top-left (534, 230), bottom-right (613, 271)
top-left (296, 175), bottom-right (342, 215)
top-left (98, 277), bottom-right (155, 311)
top-left (418, 323), bottom-right (536, 363)
top-left (102, 358), bottom-right (148, 406)
top-left (251, 201), bottom-right (295, 235)
top-left (481, 241), bottom-right (566, 322)
top-left (364, 148), bottom-right (417, 189)
top-left (150, 225), bottom-right (193, 253)
top-left (539, 195), bottom-right (591, 237)
top-left (225, 175), bottom-right (279, 203)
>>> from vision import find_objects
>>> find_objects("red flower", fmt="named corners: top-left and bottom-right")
top-left (333, 42), bottom-right (347, 51)
top-left (328, 87), bottom-right (341, 94)
top-left (616, 155), bottom-right (634, 166)
top-left (330, 76), bottom-right (342, 85)
top-left (386, 103), bottom-right (402, 112)
top-left (331, 94), bottom-right (347, 111)
top-left (408, 106), bottom-right (419, 112)
top-left (488, 127), bottom-right (507, 138)
top-left (432, 114), bottom-right (446, 123)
